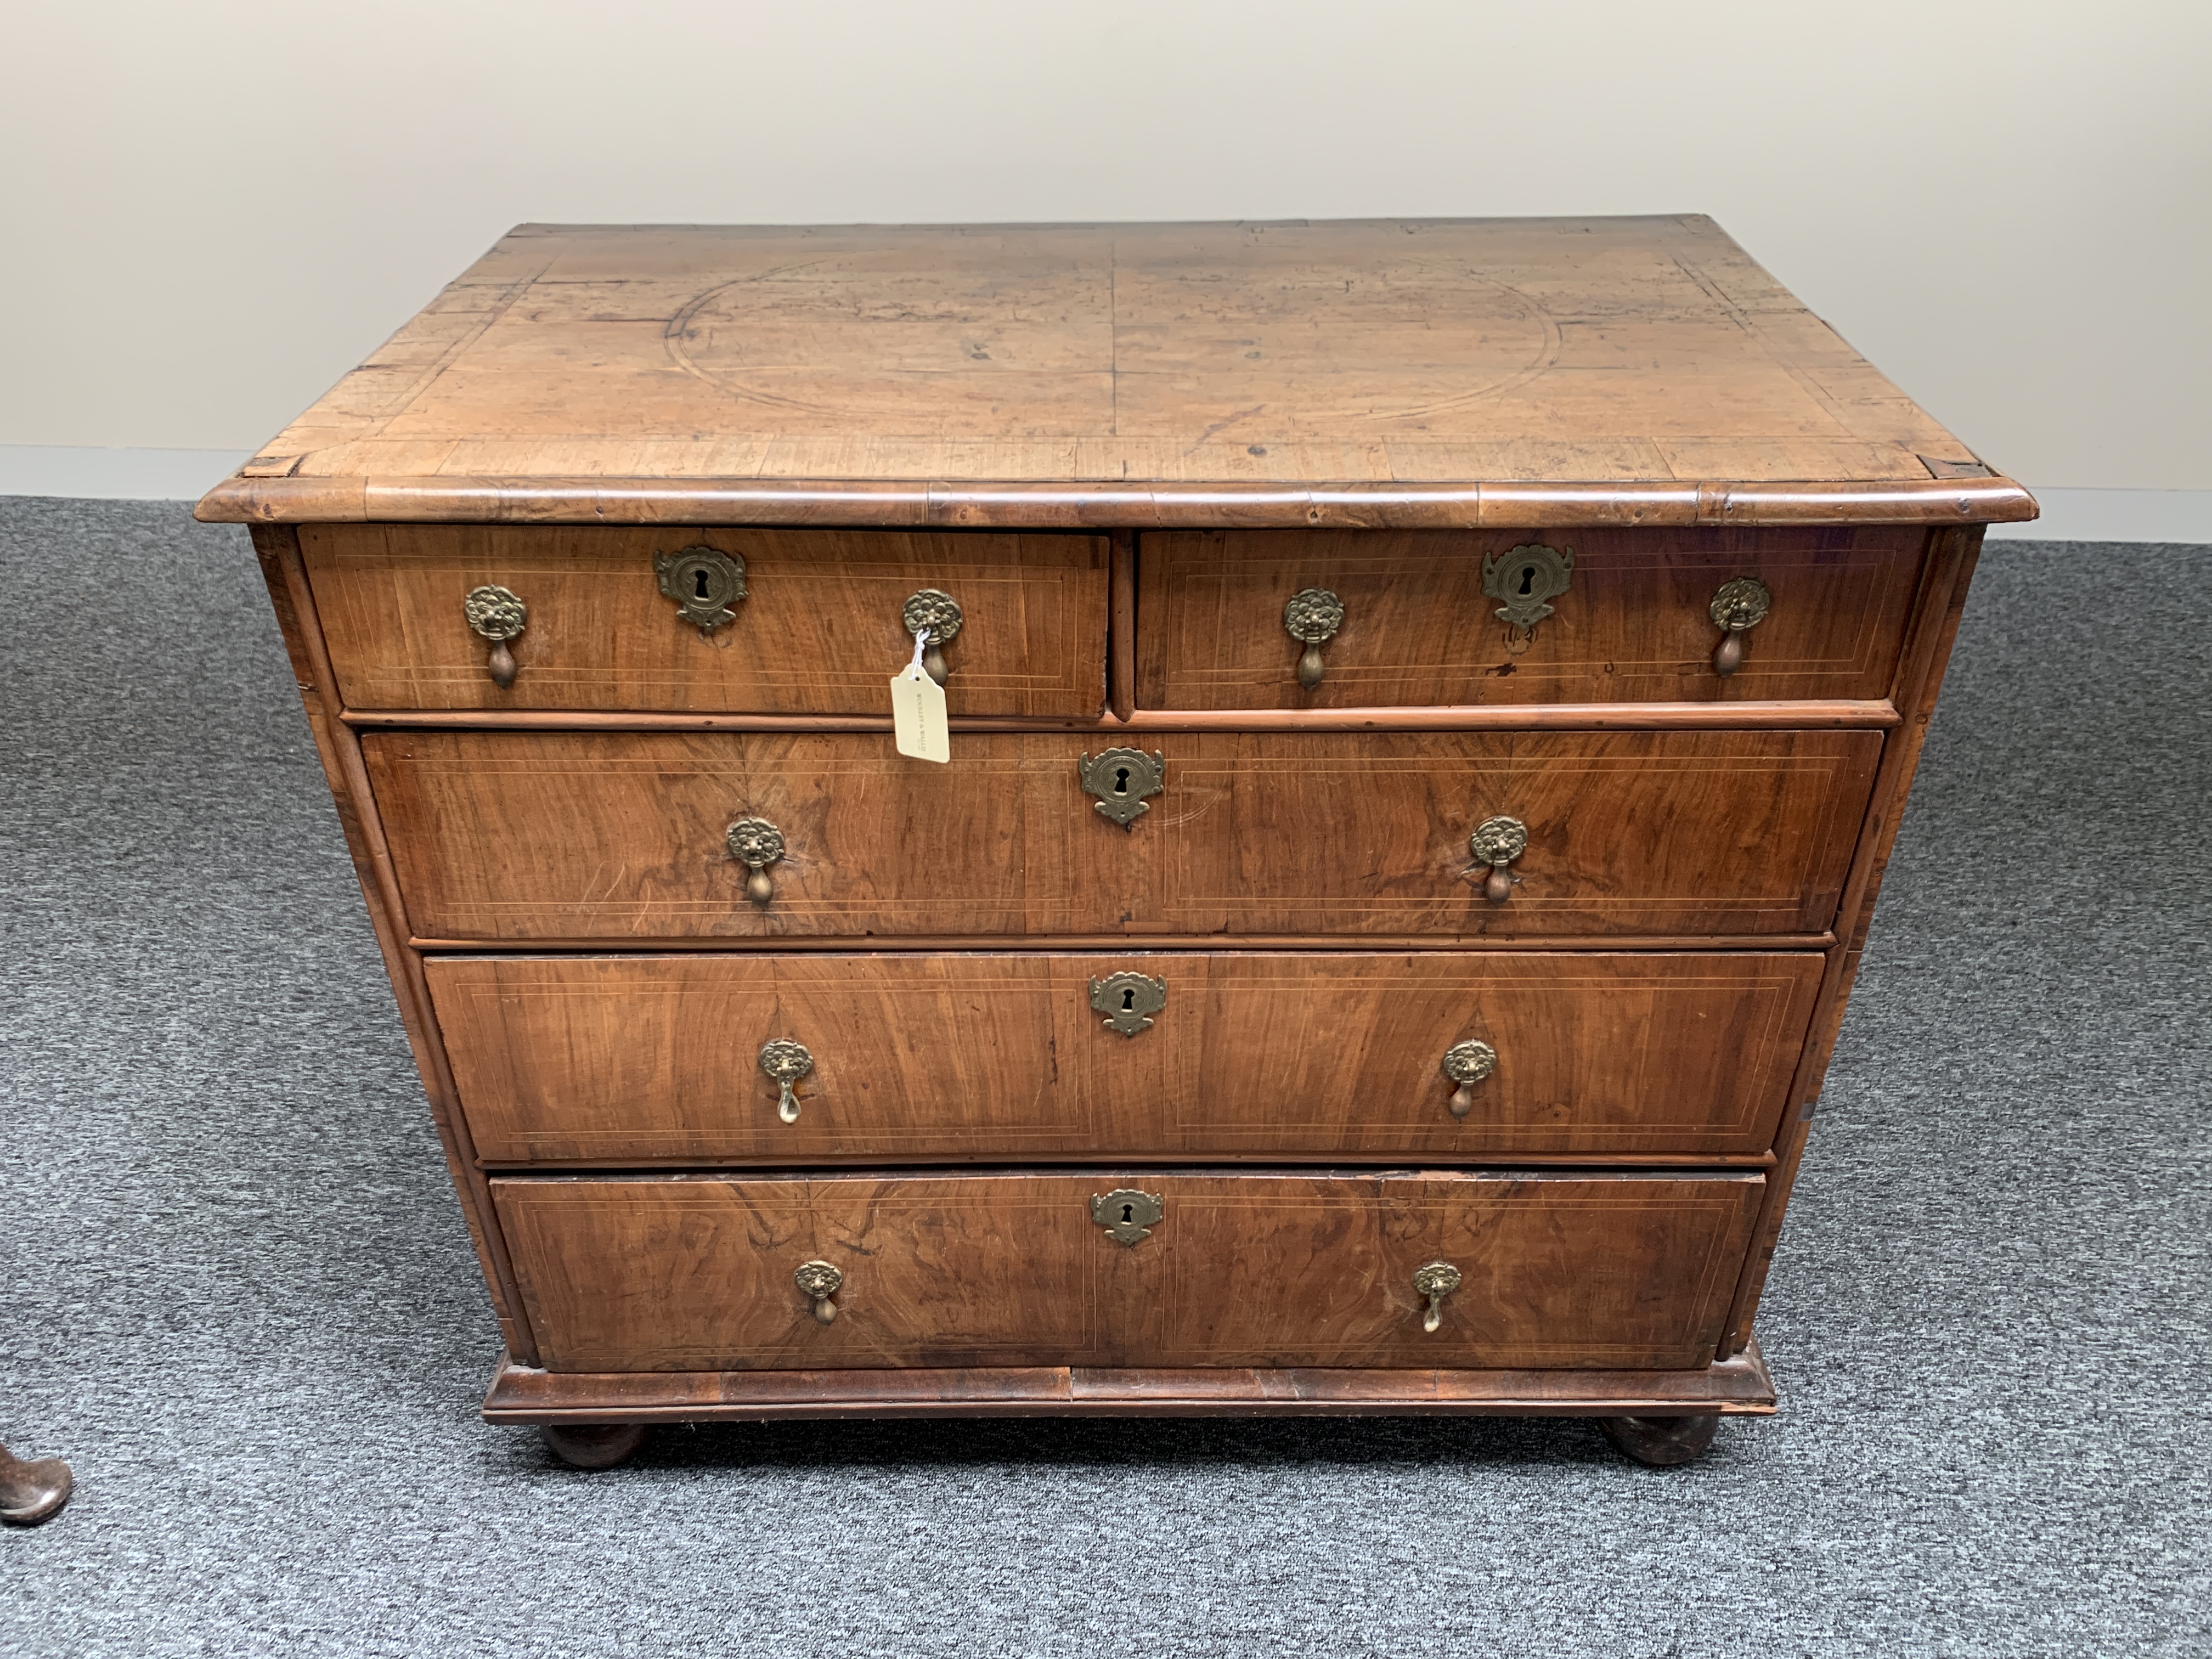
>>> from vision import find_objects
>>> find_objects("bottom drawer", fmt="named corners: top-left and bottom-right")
top-left (494, 1170), bottom-right (1763, 1374)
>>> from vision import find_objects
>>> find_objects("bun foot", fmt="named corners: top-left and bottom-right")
top-left (0, 1444), bottom-right (75, 1526)
top-left (539, 1423), bottom-right (649, 1471)
top-left (1598, 1413), bottom-right (1720, 1467)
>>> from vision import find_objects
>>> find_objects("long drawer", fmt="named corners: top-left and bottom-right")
top-left (1139, 526), bottom-right (1928, 709)
top-left (493, 1170), bottom-right (1766, 1373)
top-left (304, 524), bottom-right (1110, 716)
top-left (368, 729), bottom-right (1881, 941)
top-left (430, 951), bottom-right (1822, 1163)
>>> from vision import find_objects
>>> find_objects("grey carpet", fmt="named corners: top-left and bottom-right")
top-left (1, 498), bottom-right (2205, 1658)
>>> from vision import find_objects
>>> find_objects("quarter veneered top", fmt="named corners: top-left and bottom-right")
top-left (198, 217), bottom-right (2034, 530)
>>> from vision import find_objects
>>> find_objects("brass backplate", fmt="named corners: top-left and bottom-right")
top-left (725, 816), bottom-right (785, 870)
top-left (1709, 575), bottom-right (1773, 631)
top-left (902, 588), bottom-right (965, 644)
top-left (462, 585), bottom-right (527, 642)
top-left (1282, 586), bottom-right (1345, 645)
top-left (793, 1260), bottom-right (843, 1300)
top-left (1090, 1188), bottom-right (1164, 1247)
top-left (1441, 1039), bottom-right (1496, 1086)
top-left (1468, 815), bottom-right (1527, 867)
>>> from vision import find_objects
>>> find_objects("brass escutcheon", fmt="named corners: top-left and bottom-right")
top-left (1089, 971), bottom-right (1166, 1037)
top-left (1412, 1261), bottom-right (1463, 1333)
top-left (1441, 1039), bottom-right (1497, 1119)
top-left (1282, 587), bottom-right (1346, 690)
top-left (1708, 576), bottom-right (1773, 679)
top-left (726, 816), bottom-right (786, 906)
top-left (1091, 1188), bottom-right (1164, 1247)
top-left (902, 589), bottom-right (964, 686)
top-left (462, 585), bottom-right (527, 689)
top-left (1079, 748), bottom-right (1165, 829)
top-left (1468, 815), bottom-right (1527, 905)
top-left (794, 1259), bottom-right (844, 1324)
top-left (656, 545), bottom-right (748, 635)
top-left (758, 1038), bottom-right (814, 1124)
top-left (1482, 543), bottom-right (1574, 649)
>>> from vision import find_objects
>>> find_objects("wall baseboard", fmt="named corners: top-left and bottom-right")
top-left (0, 445), bottom-right (256, 502)
top-left (2, 446), bottom-right (2207, 544)
top-left (1977, 488), bottom-right (2212, 544)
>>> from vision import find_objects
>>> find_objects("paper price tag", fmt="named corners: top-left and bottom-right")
top-left (890, 633), bottom-right (950, 763)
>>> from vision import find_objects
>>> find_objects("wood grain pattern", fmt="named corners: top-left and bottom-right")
top-left (305, 524), bottom-right (1108, 716)
top-left (492, 1170), bottom-right (1765, 1373)
top-left (364, 729), bottom-right (1880, 941)
top-left (193, 219), bottom-right (2034, 530)
top-left (1139, 527), bottom-right (1927, 708)
top-left (483, 1340), bottom-right (1779, 1420)
top-left (427, 950), bottom-right (1824, 1163)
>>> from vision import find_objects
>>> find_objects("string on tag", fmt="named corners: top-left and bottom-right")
top-left (909, 628), bottom-right (929, 673)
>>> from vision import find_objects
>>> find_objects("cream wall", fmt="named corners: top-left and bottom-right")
top-left (3, 0), bottom-right (2207, 490)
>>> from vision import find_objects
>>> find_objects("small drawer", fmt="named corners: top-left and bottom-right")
top-left (493, 1170), bottom-right (1765, 1373)
top-left (303, 524), bottom-right (1109, 715)
top-left (1138, 527), bottom-right (1928, 709)
top-left (432, 951), bottom-right (1822, 1164)
top-left (366, 728), bottom-right (1880, 941)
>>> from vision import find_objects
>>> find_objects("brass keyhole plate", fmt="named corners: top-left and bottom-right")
top-left (1078, 748), bottom-right (1165, 828)
top-left (1481, 543), bottom-right (1574, 632)
top-left (1090, 1188), bottom-right (1164, 1246)
top-left (656, 545), bottom-right (748, 634)
top-left (1088, 971), bottom-right (1166, 1036)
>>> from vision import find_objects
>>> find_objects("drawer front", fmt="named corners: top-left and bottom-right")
top-left (368, 729), bottom-right (1880, 941)
top-left (1139, 527), bottom-right (1927, 709)
top-left (494, 1171), bottom-right (1765, 1373)
top-left (304, 525), bottom-right (1109, 715)
top-left (432, 952), bottom-right (1822, 1163)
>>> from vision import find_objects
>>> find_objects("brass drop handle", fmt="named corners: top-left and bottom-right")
top-left (1413, 1261), bottom-right (1462, 1333)
top-left (1282, 588), bottom-right (1346, 690)
top-left (726, 816), bottom-right (786, 906)
top-left (462, 585), bottom-right (527, 689)
top-left (794, 1260), bottom-right (844, 1324)
top-left (1441, 1040), bottom-right (1496, 1118)
top-left (1708, 576), bottom-right (1771, 678)
top-left (904, 590), bottom-right (964, 687)
top-left (758, 1039), bottom-right (814, 1123)
top-left (1469, 816), bottom-right (1527, 904)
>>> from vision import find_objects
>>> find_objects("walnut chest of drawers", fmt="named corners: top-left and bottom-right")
top-left (199, 217), bottom-right (2034, 1468)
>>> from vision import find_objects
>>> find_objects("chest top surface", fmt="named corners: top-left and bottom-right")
top-left (198, 216), bottom-right (2033, 531)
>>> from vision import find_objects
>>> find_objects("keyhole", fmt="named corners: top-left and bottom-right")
top-left (1121, 988), bottom-right (1136, 1011)
top-left (1113, 767), bottom-right (1130, 794)
top-left (1120, 1203), bottom-right (1135, 1223)
top-left (693, 568), bottom-right (710, 600)
top-left (1517, 565), bottom-right (1536, 595)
